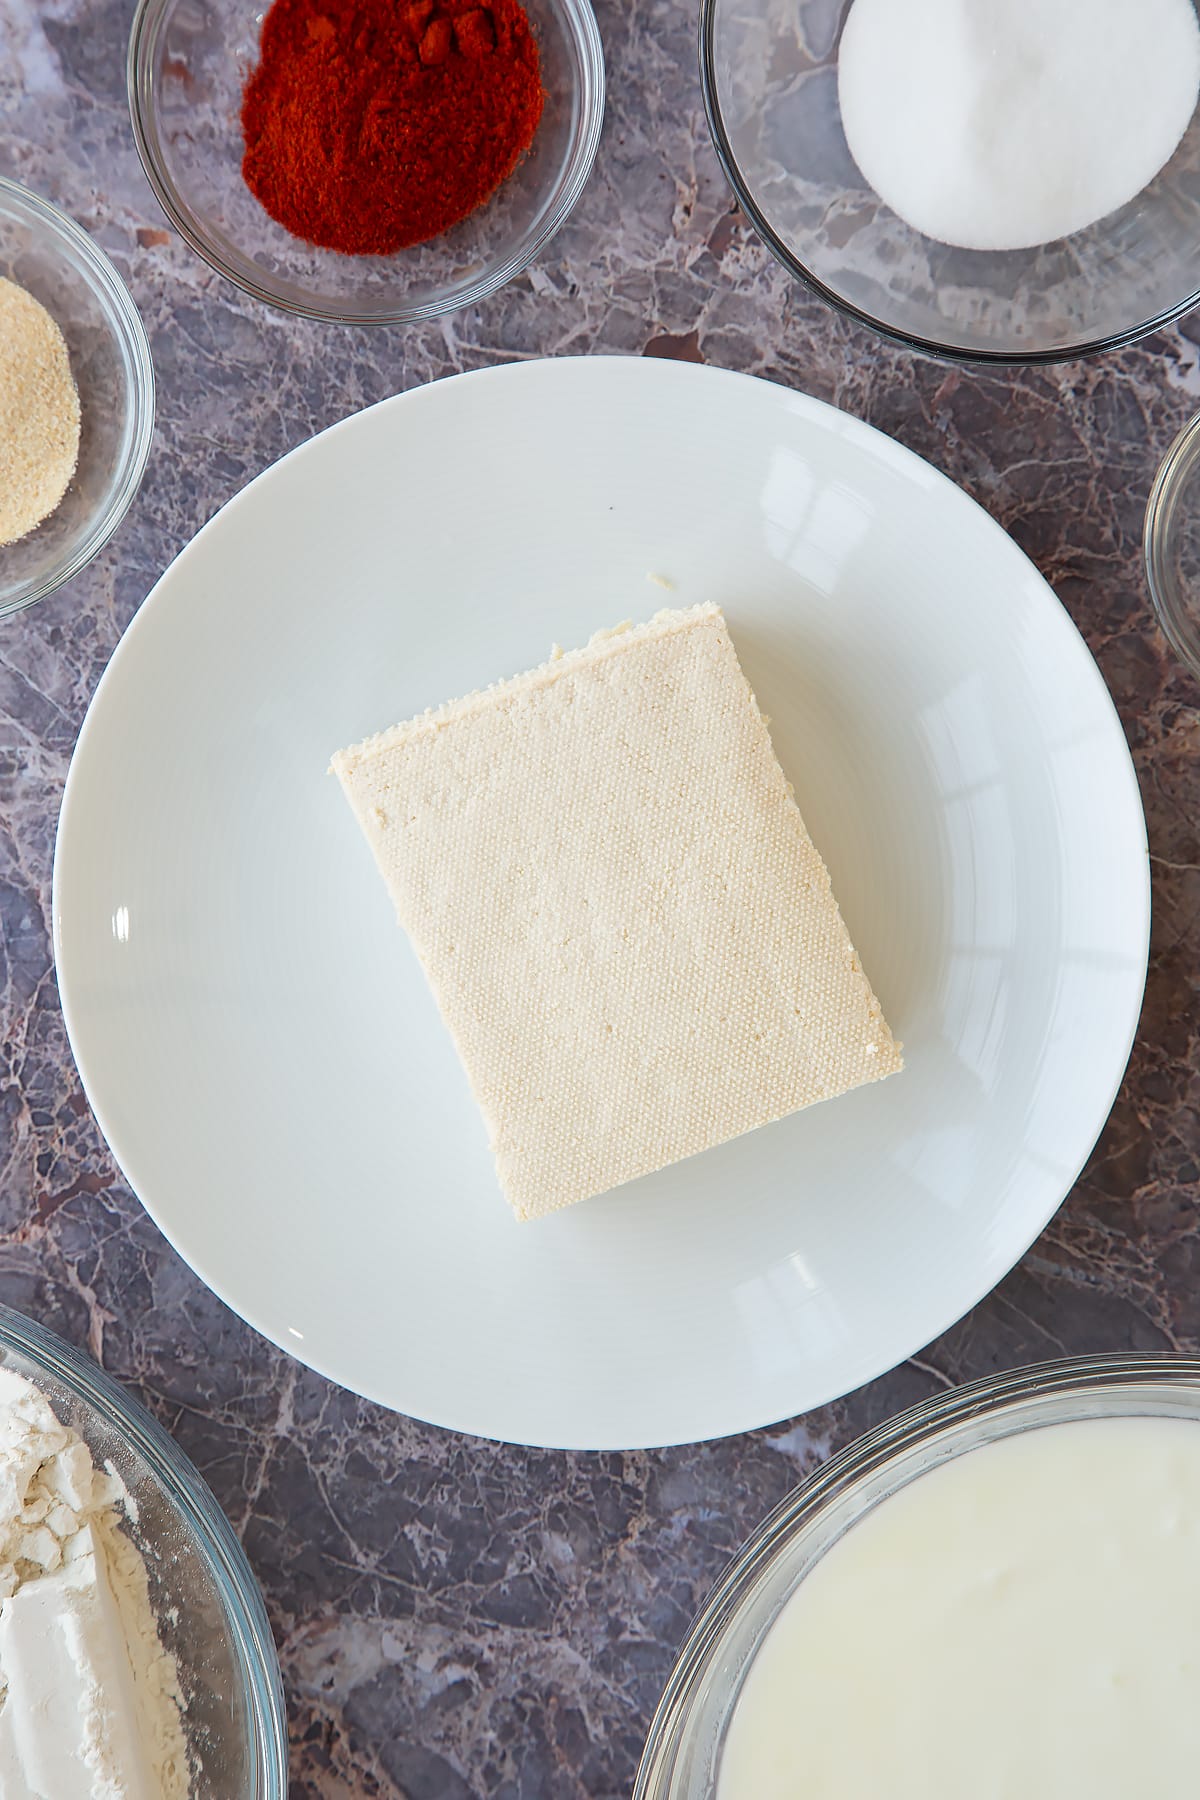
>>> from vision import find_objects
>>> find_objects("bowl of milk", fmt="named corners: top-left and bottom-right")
top-left (635, 1354), bottom-right (1200, 1799)
top-left (699, 0), bottom-right (1200, 360)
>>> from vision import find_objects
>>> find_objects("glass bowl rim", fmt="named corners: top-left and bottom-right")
top-left (126, 0), bottom-right (606, 326)
top-left (696, 0), bottom-right (1200, 368)
top-left (0, 177), bottom-right (156, 621)
top-left (1145, 406), bottom-right (1200, 685)
top-left (634, 1351), bottom-right (1200, 1799)
top-left (0, 1299), bottom-right (289, 1797)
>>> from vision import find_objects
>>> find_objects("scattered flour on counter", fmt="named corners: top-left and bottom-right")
top-left (0, 1366), bottom-right (189, 1799)
top-left (837, 0), bottom-right (1200, 251)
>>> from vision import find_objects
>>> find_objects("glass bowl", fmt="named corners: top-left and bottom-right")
top-left (127, 0), bottom-right (605, 323)
top-left (1145, 409), bottom-right (1200, 683)
top-left (0, 1301), bottom-right (288, 1798)
top-left (699, 0), bottom-right (1200, 363)
top-left (0, 180), bottom-right (155, 620)
top-left (634, 1353), bottom-right (1200, 1799)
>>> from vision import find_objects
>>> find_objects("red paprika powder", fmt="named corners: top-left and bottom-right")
top-left (241, 0), bottom-right (546, 256)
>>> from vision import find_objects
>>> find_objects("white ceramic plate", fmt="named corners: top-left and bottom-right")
top-left (53, 358), bottom-right (1149, 1450)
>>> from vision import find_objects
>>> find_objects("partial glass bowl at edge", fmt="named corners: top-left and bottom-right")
top-left (700, 0), bottom-right (1200, 363)
top-left (0, 1302), bottom-right (287, 1799)
top-left (127, 0), bottom-right (605, 323)
top-left (0, 178), bottom-right (154, 620)
top-left (634, 1354), bottom-right (1200, 1800)
top-left (1146, 408), bottom-right (1200, 685)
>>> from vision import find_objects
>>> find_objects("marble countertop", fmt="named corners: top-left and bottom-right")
top-left (4, 1), bottom-right (1200, 1794)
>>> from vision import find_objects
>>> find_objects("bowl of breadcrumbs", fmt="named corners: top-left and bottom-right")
top-left (0, 179), bottom-right (154, 619)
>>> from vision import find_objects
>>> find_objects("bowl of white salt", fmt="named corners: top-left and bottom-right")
top-left (700, 0), bottom-right (1200, 362)
top-left (0, 178), bottom-right (154, 618)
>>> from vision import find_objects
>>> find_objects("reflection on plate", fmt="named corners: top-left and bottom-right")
top-left (53, 359), bottom-right (1148, 1449)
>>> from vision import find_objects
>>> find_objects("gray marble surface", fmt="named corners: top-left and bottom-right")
top-left (3, 1), bottom-right (1200, 1794)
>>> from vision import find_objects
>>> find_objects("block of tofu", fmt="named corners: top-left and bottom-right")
top-left (331, 603), bottom-right (902, 1221)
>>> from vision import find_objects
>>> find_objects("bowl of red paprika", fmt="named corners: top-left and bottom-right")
top-left (127, 0), bottom-right (604, 323)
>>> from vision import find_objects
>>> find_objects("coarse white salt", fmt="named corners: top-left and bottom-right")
top-left (837, 0), bottom-right (1200, 253)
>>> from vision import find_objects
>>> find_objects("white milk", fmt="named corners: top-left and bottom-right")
top-left (718, 1417), bottom-right (1200, 1800)
top-left (837, 0), bottom-right (1200, 251)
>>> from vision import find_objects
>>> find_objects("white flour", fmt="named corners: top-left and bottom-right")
top-left (838, 0), bottom-right (1200, 251)
top-left (0, 1368), bottom-right (189, 1799)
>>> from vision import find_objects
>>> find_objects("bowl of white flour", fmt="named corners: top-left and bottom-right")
top-left (0, 1302), bottom-right (287, 1798)
top-left (699, 0), bottom-right (1200, 360)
